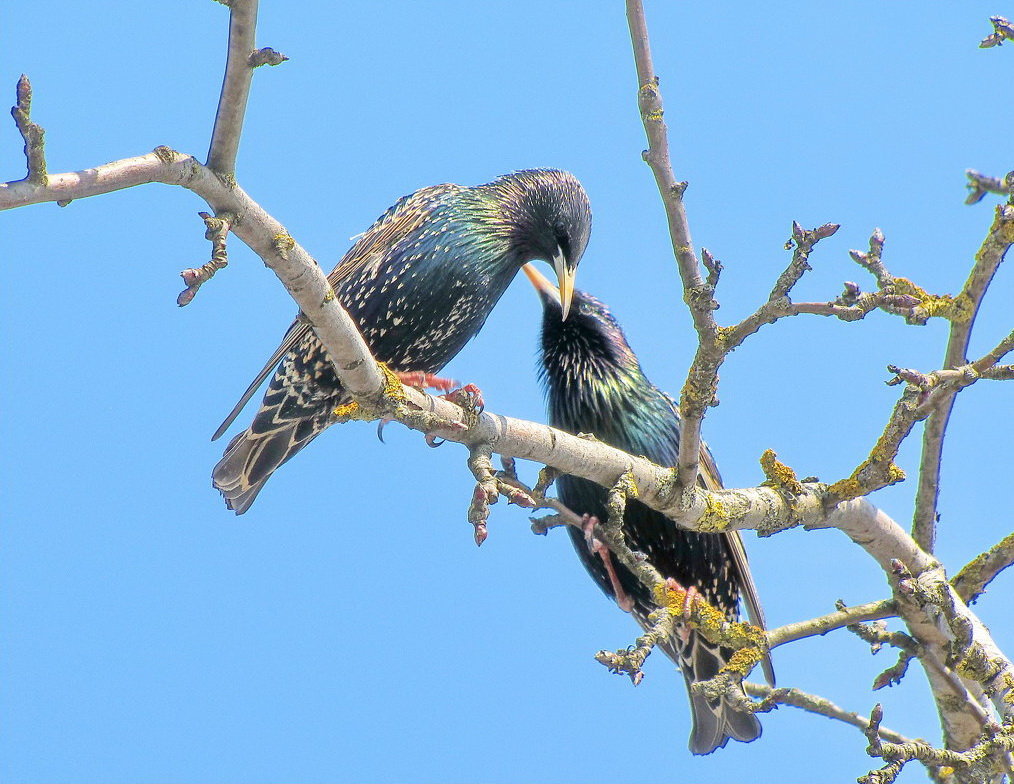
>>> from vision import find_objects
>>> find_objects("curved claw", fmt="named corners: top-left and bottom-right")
top-left (425, 434), bottom-right (445, 448)
top-left (439, 383), bottom-right (485, 415)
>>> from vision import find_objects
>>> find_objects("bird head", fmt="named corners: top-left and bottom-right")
top-left (523, 263), bottom-right (639, 386)
top-left (494, 169), bottom-right (591, 320)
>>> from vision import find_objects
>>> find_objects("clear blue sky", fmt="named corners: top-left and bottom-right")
top-left (3, 3), bottom-right (1011, 782)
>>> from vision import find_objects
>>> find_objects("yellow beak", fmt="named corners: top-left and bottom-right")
top-left (551, 250), bottom-right (575, 320)
top-left (523, 263), bottom-right (562, 306)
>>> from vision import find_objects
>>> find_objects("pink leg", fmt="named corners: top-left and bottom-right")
top-left (583, 514), bottom-right (633, 613)
top-left (396, 371), bottom-right (460, 393)
top-left (665, 577), bottom-right (701, 619)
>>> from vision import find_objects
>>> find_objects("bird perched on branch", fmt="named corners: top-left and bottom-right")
top-left (213, 170), bottom-right (591, 514)
top-left (525, 264), bottom-right (772, 755)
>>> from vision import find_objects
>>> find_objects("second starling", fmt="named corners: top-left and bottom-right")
top-left (212, 170), bottom-right (591, 513)
top-left (526, 264), bottom-right (772, 755)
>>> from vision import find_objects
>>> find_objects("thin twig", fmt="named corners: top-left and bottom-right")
top-left (465, 444), bottom-right (537, 546)
top-left (207, 0), bottom-right (262, 176)
top-left (913, 202), bottom-right (1014, 552)
top-left (826, 328), bottom-right (1014, 506)
top-left (726, 223), bottom-right (843, 345)
top-left (979, 16), bottom-right (1014, 48)
top-left (861, 703), bottom-right (1014, 784)
top-left (624, 0), bottom-right (715, 492)
top-left (177, 211), bottom-right (234, 306)
top-left (952, 532), bottom-right (1014, 604)
top-left (10, 75), bottom-right (46, 184)
top-left (744, 682), bottom-right (912, 745)
top-left (848, 228), bottom-right (968, 326)
top-left (965, 170), bottom-right (1014, 205)
top-left (767, 599), bottom-right (896, 648)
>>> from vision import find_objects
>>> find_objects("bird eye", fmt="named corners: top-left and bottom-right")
top-left (554, 231), bottom-right (571, 262)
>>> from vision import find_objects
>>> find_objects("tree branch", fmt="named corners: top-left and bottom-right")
top-left (861, 703), bottom-right (1014, 784)
top-left (767, 599), bottom-right (896, 649)
top-left (965, 170), bottom-right (1014, 205)
top-left (979, 16), bottom-right (1014, 49)
top-left (207, 0), bottom-right (261, 176)
top-left (743, 682), bottom-right (912, 745)
top-left (177, 211), bottom-right (234, 306)
top-left (7, 6), bottom-right (1013, 765)
top-left (624, 0), bottom-right (715, 492)
top-left (912, 198), bottom-right (1014, 552)
top-left (8, 140), bottom-right (1013, 747)
top-left (952, 532), bottom-right (1014, 604)
top-left (10, 75), bottom-right (46, 185)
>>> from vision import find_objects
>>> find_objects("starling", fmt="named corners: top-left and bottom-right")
top-left (212, 170), bottom-right (591, 514)
top-left (525, 264), bottom-right (772, 755)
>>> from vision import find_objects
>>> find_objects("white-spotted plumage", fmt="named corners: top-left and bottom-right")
top-left (534, 281), bottom-right (772, 755)
top-left (212, 170), bottom-right (591, 513)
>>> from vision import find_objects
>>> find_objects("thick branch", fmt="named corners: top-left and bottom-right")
top-left (0, 148), bottom-right (388, 403)
top-left (8, 135), bottom-right (1013, 762)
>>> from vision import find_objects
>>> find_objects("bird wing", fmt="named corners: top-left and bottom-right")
top-left (211, 319), bottom-right (310, 441)
top-left (323, 184), bottom-right (460, 289)
top-left (698, 439), bottom-right (776, 686)
top-left (211, 183), bottom-right (463, 441)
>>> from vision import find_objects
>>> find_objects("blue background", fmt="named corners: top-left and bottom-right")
top-left (3, 3), bottom-right (1011, 782)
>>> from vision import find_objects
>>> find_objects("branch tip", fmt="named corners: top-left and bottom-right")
top-left (980, 15), bottom-right (1014, 47)
top-left (248, 47), bottom-right (289, 68)
top-left (10, 73), bottom-right (47, 184)
top-left (177, 211), bottom-right (234, 306)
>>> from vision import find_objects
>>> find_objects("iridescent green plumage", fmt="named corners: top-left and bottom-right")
top-left (528, 268), bottom-right (771, 755)
top-left (213, 170), bottom-right (591, 513)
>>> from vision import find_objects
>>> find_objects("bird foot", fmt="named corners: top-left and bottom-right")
top-left (439, 383), bottom-right (485, 415)
top-left (664, 577), bottom-right (701, 620)
top-left (582, 514), bottom-right (634, 613)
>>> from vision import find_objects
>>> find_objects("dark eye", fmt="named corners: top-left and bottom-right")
top-left (555, 229), bottom-right (571, 260)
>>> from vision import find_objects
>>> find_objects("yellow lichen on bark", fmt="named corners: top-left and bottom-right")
top-left (651, 581), bottom-right (768, 677)
top-left (332, 362), bottom-right (406, 422)
top-left (759, 449), bottom-right (804, 495)
top-left (697, 491), bottom-right (732, 533)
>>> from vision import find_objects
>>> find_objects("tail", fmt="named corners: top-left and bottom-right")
top-left (212, 328), bottom-right (347, 514)
top-left (212, 412), bottom-right (330, 514)
top-left (677, 627), bottom-right (762, 755)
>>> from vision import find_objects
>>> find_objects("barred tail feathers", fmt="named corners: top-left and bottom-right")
top-left (212, 404), bottom-right (332, 514)
top-left (676, 627), bottom-right (762, 755)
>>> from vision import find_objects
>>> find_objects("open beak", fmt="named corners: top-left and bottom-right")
top-left (523, 263), bottom-right (564, 312)
top-left (551, 249), bottom-right (575, 320)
